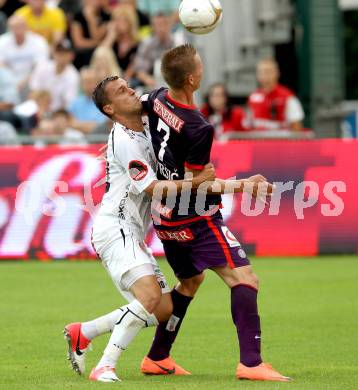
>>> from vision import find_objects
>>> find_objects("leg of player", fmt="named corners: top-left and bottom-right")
top-left (64, 261), bottom-right (173, 381)
top-left (64, 273), bottom-right (161, 379)
top-left (64, 309), bottom-right (125, 375)
top-left (89, 274), bottom-right (168, 382)
top-left (141, 273), bottom-right (204, 375)
top-left (213, 265), bottom-right (291, 382)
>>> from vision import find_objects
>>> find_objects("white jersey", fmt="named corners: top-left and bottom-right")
top-left (92, 121), bottom-right (157, 253)
top-left (91, 121), bottom-right (170, 301)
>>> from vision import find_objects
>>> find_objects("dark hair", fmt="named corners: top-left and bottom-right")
top-left (205, 83), bottom-right (233, 119)
top-left (92, 76), bottom-right (119, 117)
top-left (161, 44), bottom-right (197, 89)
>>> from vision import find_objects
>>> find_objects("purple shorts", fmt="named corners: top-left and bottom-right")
top-left (155, 212), bottom-right (250, 279)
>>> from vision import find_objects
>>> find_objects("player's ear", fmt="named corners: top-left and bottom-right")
top-left (188, 74), bottom-right (194, 87)
top-left (103, 104), bottom-right (114, 117)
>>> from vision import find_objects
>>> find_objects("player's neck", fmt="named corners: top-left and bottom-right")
top-left (116, 115), bottom-right (144, 132)
top-left (168, 88), bottom-right (195, 107)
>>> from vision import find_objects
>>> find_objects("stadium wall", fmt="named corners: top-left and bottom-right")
top-left (0, 140), bottom-right (357, 260)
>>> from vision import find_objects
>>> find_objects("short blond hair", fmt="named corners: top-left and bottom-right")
top-left (161, 44), bottom-right (197, 89)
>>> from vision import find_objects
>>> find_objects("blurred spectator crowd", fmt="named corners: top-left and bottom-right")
top-left (0, 0), bottom-right (305, 145)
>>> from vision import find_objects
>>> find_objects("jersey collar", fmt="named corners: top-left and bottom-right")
top-left (166, 91), bottom-right (197, 110)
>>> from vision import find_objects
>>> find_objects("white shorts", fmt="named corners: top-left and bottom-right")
top-left (92, 229), bottom-right (170, 303)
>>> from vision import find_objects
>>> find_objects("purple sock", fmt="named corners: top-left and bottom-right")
top-left (147, 289), bottom-right (192, 361)
top-left (231, 284), bottom-right (262, 367)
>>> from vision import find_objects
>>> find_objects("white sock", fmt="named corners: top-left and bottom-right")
top-left (81, 309), bottom-right (124, 340)
top-left (96, 300), bottom-right (153, 369)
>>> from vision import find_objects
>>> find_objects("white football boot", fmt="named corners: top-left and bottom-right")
top-left (89, 366), bottom-right (121, 382)
top-left (63, 322), bottom-right (91, 375)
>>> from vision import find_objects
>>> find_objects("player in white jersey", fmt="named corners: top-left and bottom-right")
top-left (64, 76), bottom-right (215, 382)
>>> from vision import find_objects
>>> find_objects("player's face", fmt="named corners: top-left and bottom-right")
top-left (190, 54), bottom-right (204, 91)
top-left (104, 78), bottom-right (142, 118)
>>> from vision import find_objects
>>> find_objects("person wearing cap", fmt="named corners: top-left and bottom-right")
top-left (29, 40), bottom-right (80, 112)
top-left (15, 0), bottom-right (66, 45)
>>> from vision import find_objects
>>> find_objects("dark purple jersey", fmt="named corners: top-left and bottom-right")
top-left (142, 87), bottom-right (222, 225)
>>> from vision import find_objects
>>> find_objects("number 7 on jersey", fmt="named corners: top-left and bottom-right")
top-left (157, 119), bottom-right (170, 161)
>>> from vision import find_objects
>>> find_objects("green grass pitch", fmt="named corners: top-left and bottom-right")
top-left (1, 257), bottom-right (358, 389)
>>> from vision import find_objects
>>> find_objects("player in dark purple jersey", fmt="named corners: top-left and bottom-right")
top-left (140, 44), bottom-right (290, 382)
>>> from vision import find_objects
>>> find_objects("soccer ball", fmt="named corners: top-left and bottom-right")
top-left (179, 0), bottom-right (223, 35)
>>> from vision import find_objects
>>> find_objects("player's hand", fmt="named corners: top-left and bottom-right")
top-left (202, 163), bottom-right (216, 182)
top-left (192, 163), bottom-right (216, 186)
top-left (244, 174), bottom-right (275, 204)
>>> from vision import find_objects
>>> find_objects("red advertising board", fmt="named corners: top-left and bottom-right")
top-left (0, 140), bottom-right (357, 260)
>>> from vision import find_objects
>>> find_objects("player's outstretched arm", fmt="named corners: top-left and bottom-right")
top-left (186, 166), bottom-right (274, 201)
top-left (144, 163), bottom-right (216, 198)
top-left (214, 175), bottom-right (275, 203)
top-left (206, 176), bottom-right (275, 205)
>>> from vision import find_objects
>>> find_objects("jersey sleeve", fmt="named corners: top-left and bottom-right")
top-left (113, 134), bottom-right (157, 194)
top-left (140, 93), bottom-right (152, 115)
top-left (140, 88), bottom-right (165, 115)
top-left (184, 125), bottom-right (214, 170)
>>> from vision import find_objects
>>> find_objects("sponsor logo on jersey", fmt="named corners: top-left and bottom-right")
top-left (128, 160), bottom-right (148, 181)
top-left (221, 226), bottom-right (241, 247)
top-left (156, 228), bottom-right (194, 242)
top-left (118, 186), bottom-right (130, 220)
top-left (153, 98), bottom-right (184, 133)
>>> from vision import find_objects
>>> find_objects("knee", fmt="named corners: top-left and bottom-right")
top-left (137, 288), bottom-right (162, 314)
top-left (249, 273), bottom-right (259, 290)
top-left (239, 271), bottom-right (259, 290)
top-left (227, 267), bottom-right (259, 290)
top-left (178, 273), bottom-right (205, 297)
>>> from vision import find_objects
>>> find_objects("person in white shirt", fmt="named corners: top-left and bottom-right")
top-left (63, 76), bottom-right (216, 382)
top-left (29, 39), bottom-right (79, 111)
top-left (0, 15), bottom-right (49, 94)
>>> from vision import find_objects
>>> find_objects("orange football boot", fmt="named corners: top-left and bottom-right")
top-left (140, 356), bottom-right (191, 376)
top-left (236, 362), bottom-right (291, 382)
